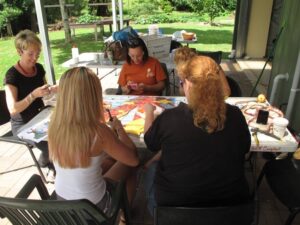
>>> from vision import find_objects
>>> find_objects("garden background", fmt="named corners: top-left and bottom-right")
top-left (0, 0), bottom-right (236, 89)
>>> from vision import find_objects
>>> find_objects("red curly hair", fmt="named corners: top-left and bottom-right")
top-left (178, 56), bottom-right (227, 133)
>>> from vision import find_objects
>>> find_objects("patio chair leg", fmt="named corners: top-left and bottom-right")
top-left (285, 210), bottom-right (300, 225)
top-left (25, 145), bottom-right (49, 184)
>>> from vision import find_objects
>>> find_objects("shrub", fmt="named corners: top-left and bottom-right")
top-left (159, 0), bottom-right (173, 13)
top-left (76, 14), bottom-right (101, 24)
top-left (129, 2), bottom-right (157, 17)
top-left (134, 14), bottom-right (177, 24)
top-left (170, 0), bottom-right (193, 11)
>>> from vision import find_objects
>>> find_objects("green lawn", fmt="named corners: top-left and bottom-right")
top-left (0, 22), bottom-right (234, 89)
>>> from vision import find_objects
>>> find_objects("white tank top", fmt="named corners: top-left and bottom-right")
top-left (54, 154), bottom-right (106, 205)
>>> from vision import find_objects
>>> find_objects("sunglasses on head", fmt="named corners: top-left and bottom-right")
top-left (127, 38), bottom-right (140, 47)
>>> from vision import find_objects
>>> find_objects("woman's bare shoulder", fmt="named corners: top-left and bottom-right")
top-left (91, 123), bottom-right (115, 155)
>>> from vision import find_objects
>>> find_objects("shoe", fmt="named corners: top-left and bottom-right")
top-left (38, 154), bottom-right (50, 168)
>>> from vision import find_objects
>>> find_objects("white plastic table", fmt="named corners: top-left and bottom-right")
top-left (18, 96), bottom-right (298, 153)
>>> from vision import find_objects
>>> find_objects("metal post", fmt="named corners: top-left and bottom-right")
top-left (286, 49), bottom-right (300, 120)
top-left (34, 0), bottom-right (56, 85)
top-left (118, 0), bottom-right (124, 29)
top-left (111, 0), bottom-right (118, 32)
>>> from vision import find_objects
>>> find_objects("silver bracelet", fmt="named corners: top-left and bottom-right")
top-left (27, 92), bottom-right (35, 105)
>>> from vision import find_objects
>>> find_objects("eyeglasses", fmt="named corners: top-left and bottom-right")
top-left (21, 49), bottom-right (41, 59)
top-left (179, 79), bottom-right (185, 87)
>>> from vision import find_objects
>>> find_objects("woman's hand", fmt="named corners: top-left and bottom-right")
top-left (109, 117), bottom-right (125, 135)
top-left (137, 83), bottom-right (146, 92)
top-left (127, 80), bottom-right (138, 90)
top-left (49, 84), bottom-right (58, 94)
top-left (32, 84), bottom-right (51, 98)
top-left (144, 103), bottom-right (156, 115)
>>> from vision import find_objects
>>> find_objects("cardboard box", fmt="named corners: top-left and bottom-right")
top-left (141, 35), bottom-right (172, 60)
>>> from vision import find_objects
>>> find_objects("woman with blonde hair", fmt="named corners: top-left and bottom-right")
top-left (143, 56), bottom-right (250, 215)
top-left (4, 29), bottom-right (57, 170)
top-left (48, 67), bottom-right (139, 216)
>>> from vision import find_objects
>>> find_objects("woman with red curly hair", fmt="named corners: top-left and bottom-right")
top-left (143, 56), bottom-right (251, 216)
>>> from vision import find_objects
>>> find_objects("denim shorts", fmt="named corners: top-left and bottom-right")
top-left (143, 161), bottom-right (158, 217)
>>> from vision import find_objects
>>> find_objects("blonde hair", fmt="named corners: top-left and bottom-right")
top-left (15, 29), bottom-right (41, 51)
top-left (174, 46), bottom-right (197, 66)
top-left (48, 67), bottom-right (105, 168)
top-left (178, 56), bottom-right (226, 133)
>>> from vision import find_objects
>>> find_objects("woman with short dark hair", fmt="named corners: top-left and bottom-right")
top-left (118, 37), bottom-right (166, 95)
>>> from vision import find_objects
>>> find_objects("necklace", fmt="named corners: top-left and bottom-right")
top-left (17, 61), bottom-right (36, 76)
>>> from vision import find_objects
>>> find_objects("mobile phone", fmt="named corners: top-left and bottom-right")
top-left (256, 109), bottom-right (269, 125)
top-left (128, 83), bottom-right (138, 90)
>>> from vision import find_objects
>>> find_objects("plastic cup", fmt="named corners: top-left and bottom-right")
top-left (93, 53), bottom-right (99, 63)
top-left (273, 117), bottom-right (289, 138)
top-left (99, 52), bottom-right (105, 65)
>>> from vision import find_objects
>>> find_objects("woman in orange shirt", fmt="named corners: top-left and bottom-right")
top-left (118, 37), bottom-right (166, 95)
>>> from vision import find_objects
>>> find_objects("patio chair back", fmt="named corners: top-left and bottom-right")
top-left (0, 90), bottom-right (50, 183)
top-left (160, 62), bottom-right (171, 96)
top-left (226, 76), bottom-right (242, 97)
top-left (197, 51), bottom-right (223, 65)
top-left (0, 90), bottom-right (10, 125)
top-left (154, 200), bottom-right (255, 225)
top-left (0, 174), bottom-right (130, 225)
top-left (0, 198), bottom-right (109, 225)
top-left (257, 156), bottom-right (300, 225)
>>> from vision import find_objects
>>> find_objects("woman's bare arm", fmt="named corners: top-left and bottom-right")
top-left (5, 84), bottom-right (50, 115)
top-left (100, 121), bottom-right (139, 167)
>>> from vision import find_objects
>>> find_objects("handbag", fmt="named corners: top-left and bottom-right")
top-left (105, 40), bottom-right (127, 61)
top-left (104, 26), bottom-right (138, 61)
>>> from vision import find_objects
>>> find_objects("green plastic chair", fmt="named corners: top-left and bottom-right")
top-left (0, 174), bottom-right (131, 225)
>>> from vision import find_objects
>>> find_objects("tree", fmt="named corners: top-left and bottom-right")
top-left (0, 1), bottom-right (22, 36)
top-left (58, 0), bottom-right (72, 43)
top-left (203, 0), bottom-right (224, 25)
top-left (189, 0), bottom-right (225, 25)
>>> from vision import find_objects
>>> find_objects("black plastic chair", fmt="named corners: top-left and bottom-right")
top-left (0, 90), bottom-right (49, 183)
top-left (197, 51), bottom-right (223, 65)
top-left (226, 76), bottom-right (242, 97)
top-left (154, 201), bottom-right (255, 225)
top-left (257, 157), bottom-right (300, 225)
top-left (160, 62), bottom-right (171, 96)
top-left (170, 40), bottom-right (182, 53)
top-left (0, 174), bottom-right (131, 225)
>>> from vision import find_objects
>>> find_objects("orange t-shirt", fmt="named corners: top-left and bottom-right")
top-left (118, 57), bottom-right (166, 95)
